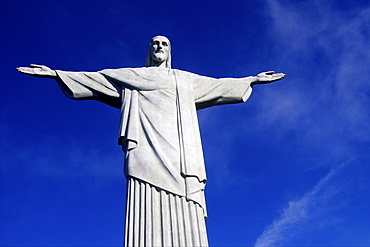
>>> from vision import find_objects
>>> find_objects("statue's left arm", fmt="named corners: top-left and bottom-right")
top-left (192, 71), bottom-right (285, 110)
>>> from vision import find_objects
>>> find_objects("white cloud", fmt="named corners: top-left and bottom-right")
top-left (254, 153), bottom-right (369, 246)
top-left (252, 2), bottom-right (370, 246)
top-left (249, 0), bottom-right (370, 159)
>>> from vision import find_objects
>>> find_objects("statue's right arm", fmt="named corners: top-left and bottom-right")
top-left (17, 65), bottom-right (121, 108)
top-left (16, 64), bottom-right (57, 78)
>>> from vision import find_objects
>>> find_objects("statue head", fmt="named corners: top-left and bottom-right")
top-left (146, 35), bottom-right (171, 69)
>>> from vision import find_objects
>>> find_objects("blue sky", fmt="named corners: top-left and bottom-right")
top-left (1, 0), bottom-right (369, 246)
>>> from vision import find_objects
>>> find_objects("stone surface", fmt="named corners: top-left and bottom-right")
top-left (16, 35), bottom-right (285, 247)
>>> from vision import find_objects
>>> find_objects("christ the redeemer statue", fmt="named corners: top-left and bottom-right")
top-left (17, 35), bottom-right (285, 247)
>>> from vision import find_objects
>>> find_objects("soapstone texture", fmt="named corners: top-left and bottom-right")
top-left (17, 35), bottom-right (285, 247)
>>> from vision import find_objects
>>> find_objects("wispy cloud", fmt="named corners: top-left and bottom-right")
top-left (252, 2), bottom-right (370, 246)
top-left (254, 152), bottom-right (370, 246)
top-left (247, 0), bottom-right (370, 160)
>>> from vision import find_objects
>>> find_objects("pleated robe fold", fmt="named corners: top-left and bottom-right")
top-left (125, 177), bottom-right (208, 246)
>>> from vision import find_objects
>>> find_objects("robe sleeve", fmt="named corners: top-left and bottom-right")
top-left (55, 70), bottom-right (121, 109)
top-left (191, 73), bottom-right (255, 110)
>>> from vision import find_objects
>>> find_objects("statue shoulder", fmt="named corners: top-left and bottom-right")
top-left (99, 67), bottom-right (144, 76)
top-left (172, 68), bottom-right (201, 79)
top-left (100, 67), bottom-right (139, 73)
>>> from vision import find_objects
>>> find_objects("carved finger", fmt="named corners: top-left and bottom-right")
top-left (274, 73), bottom-right (286, 78)
top-left (30, 64), bottom-right (43, 68)
top-left (17, 67), bottom-right (31, 73)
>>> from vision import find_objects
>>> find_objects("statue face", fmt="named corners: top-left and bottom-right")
top-left (150, 36), bottom-right (170, 64)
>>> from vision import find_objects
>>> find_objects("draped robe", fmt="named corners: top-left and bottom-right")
top-left (55, 66), bottom-right (254, 246)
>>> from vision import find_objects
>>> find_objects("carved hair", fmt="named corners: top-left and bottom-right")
top-left (146, 36), bottom-right (172, 69)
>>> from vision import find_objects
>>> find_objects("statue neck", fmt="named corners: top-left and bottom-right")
top-left (150, 60), bottom-right (168, 68)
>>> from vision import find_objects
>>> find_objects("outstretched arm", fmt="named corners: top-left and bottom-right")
top-left (192, 70), bottom-right (285, 110)
top-left (16, 64), bottom-right (57, 78)
top-left (17, 64), bottom-right (121, 108)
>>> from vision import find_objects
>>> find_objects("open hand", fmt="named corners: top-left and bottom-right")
top-left (253, 71), bottom-right (286, 85)
top-left (16, 64), bottom-right (57, 78)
